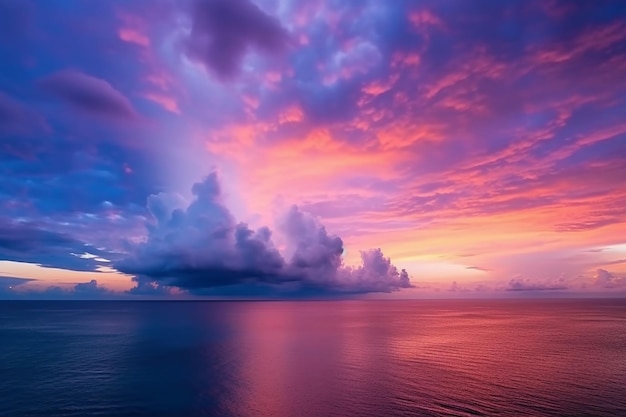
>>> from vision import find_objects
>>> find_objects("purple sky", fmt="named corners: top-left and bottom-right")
top-left (1, 0), bottom-right (625, 299)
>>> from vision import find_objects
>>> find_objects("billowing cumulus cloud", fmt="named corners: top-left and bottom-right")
top-left (40, 69), bottom-right (136, 120)
top-left (338, 248), bottom-right (412, 293)
top-left (593, 269), bottom-right (625, 289)
top-left (184, 0), bottom-right (289, 79)
top-left (281, 205), bottom-right (344, 284)
top-left (117, 172), bottom-right (412, 295)
top-left (117, 172), bottom-right (287, 289)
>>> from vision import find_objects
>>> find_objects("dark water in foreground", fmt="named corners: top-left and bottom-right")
top-left (1, 300), bottom-right (625, 417)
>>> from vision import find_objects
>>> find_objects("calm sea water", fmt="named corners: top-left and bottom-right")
top-left (1, 299), bottom-right (625, 417)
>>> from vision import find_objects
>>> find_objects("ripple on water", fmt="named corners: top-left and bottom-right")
top-left (0, 299), bottom-right (625, 417)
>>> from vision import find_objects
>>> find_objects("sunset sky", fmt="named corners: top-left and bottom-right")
top-left (1, 0), bottom-right (625, 298)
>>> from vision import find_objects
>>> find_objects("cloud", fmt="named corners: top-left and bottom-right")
top-left (0, 278), bottom-right (114, 300)
top-left (127, 275), bottom-right (172, 296)
top-left (507, 276), bottom-right (568, 291)
top-left (73, 279), bottom-right (109, 295)
top-left (117, 172), bottom-right (287, 289)
top-left (466, 266), bottom-right (490, 271)
top-left (40, 69), bottom-right (137, 120)
top-left (146, 191), bottom-right (186, 225)
top-left (117, 172), bottom-right (412, 295)
top-left (593, 268), bottom-right (625, 289)
top-left (184, 0), bottom-right (289, 79)
top-left (0, 220), bottom-right (114, 272)
top-left (281, 205), bottom-right (344, 284)
top-left (603, 259), bottom-right (626, 266)
top-left (339, 248), bottom-right (412, 293)
top-left (0, 275), bottom-right (35, 290)
top-left (0, 276), bottom-right (36, 299)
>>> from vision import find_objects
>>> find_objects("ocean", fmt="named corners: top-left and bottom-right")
top-left (1, 299), bottom-right (625, 416)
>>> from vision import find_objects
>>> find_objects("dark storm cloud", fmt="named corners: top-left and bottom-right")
top-left (184, 0), bottom-right (289, 79)
top-left (127, 275), bottom-right (172, 296)
top-left (117, 173), bottom-right (412, 295)
top-left (39, 70), bottom-right (137, 120)
top-left (0, 221), bottom-right (112, 272)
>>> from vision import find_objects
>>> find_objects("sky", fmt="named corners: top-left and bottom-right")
top-left (1, 0), bottom-right (625, 299)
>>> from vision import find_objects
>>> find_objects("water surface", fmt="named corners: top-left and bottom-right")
top-left (1, 299), bottom-right (625, 416)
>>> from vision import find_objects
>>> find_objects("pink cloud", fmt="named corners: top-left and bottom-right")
top-left (118, 27), bottom-right (150, 47)
top-left (143, 92), bottom-right (179, 114)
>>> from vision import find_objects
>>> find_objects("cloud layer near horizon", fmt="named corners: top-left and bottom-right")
top-left (117, 172), bottom-right (412, 295)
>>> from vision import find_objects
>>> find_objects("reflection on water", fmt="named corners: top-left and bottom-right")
top-left (1, 299), bottom-right (625, 416)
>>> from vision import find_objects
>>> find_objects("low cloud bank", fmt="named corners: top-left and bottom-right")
top-left (0, 278), bottom-right (113, 300)
top-left (117, 172), bottom-right (413, 296)
top-left (507, 276), bottom-right (568, 292)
